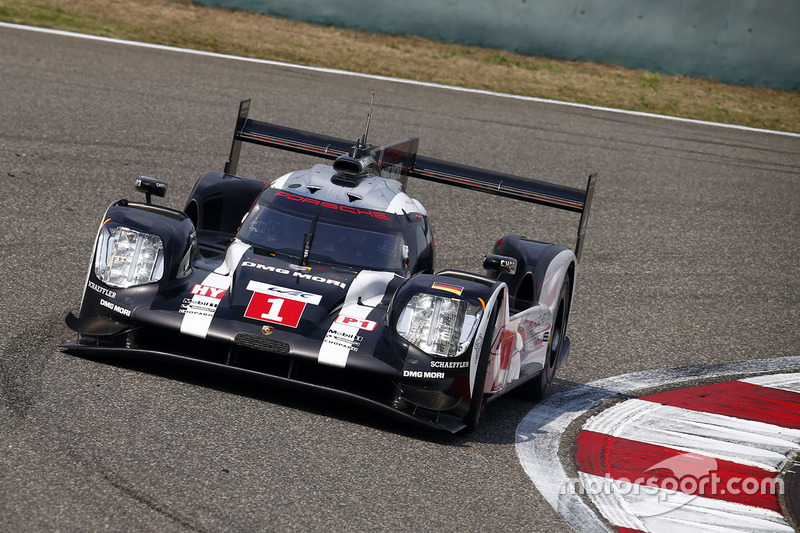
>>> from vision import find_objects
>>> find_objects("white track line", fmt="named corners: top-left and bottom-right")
top-left (744, 374), bottom-right (800, 394)
top-left (515, 356), bottom-right (800, 533)
top-left (2, 22), bottom-right (798, 139)
top-left (582, 398), bottom-right (800, 471)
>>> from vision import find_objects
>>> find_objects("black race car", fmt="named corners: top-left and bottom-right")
top-left (63, 99), bottom-right (596, 433)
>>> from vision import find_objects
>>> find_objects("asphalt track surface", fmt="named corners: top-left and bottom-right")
top-left (1, 24), bottom-right (799, 532)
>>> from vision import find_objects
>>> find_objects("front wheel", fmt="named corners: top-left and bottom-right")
top-left (464, 306), bottom-right (498, 432)
top-left (529, 275), bottom-right (570, 401)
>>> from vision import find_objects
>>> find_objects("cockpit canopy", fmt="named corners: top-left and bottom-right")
top-left (238, 188), bottom-right (433, 274)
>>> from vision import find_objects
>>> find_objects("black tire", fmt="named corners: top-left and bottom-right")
top-left (464, 306), bottom-right (498, 432)
top-left (529, 275), bottom-right (570, 402)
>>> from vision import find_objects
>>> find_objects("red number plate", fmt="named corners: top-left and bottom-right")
top-left (244, 280), bottom-right (322, 329)
top-left (244, 293), bottom-right (307, 328)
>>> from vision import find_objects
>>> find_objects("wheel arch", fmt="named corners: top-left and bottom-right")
top-left (184, 170), bottom-right (268, 235)
top-left (492, 235), bottom-right (575, 313)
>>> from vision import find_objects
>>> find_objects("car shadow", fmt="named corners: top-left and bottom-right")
top-left (62, 346), bottom-right (579, 447)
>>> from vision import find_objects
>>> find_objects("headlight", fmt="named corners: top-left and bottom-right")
top-left (94, 224), bottom-right (164, 288)
top-left (395, 294), bottom-right (483, 357)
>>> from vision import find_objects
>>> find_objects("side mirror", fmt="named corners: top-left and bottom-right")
top-left (135, 176), bottom-right (168, 204)
top-left (483, 254), bottom-right (517, 276)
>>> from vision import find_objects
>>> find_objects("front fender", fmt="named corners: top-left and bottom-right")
top-left (77, 201), bottom-right (197, 322)
top-left (388, 271), bottom-right (506, 411)
top-left (538, 248), bottom-right (576, 317)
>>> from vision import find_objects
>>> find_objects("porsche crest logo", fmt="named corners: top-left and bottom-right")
top-left (262, 325), bottom-right (274, 335)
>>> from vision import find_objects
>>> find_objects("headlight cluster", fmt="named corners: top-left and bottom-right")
top-left (396, 294), bottom-right (483, 357)
top-left (94, 224), bottom-right (164, 288)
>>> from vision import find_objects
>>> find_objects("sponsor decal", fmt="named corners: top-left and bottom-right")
top-left (135, 177), bottom-right (166, 192)
top-left (275, 190), bottom-right (389, 220)
top-left (180, 243), bottom-right (247, 339)
top-left (179, 297), bottom-right (218, 318)
top-left (99, 298), bottom-right (131, 317)
top-left (318, 270), bottom-right (395, 368)
top-left (334, 314), bottom-right (377, 331)
top-left (431, 282), bottom-right (464, 296)
top-left (323, 330), bottom-right (363, 353)
top-left (242, 261), bottom-right (346, 289)
top-left (430, 360), bottom-right (469, 369)
top-left (500, 258), bottom-right (517, 275)
top-left (490, 328), bottom-right (517, 375)
top-left (517, 309), bottom-right (551, 352)
top-left (292, 271), bottom-right (347, 289)
top-left (191, 284), bottom-right (227, 299)
top-left (403, 370), bottom-right (446, 379)
top-left (244, 280), bottom-right (321, 328)
top-left (89, 280), bottom-right (116, 299)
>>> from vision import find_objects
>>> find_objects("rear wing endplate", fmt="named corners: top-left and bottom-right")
top-left (224, 99), bottom-right (597, 261)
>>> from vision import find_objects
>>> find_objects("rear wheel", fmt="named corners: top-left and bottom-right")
top-left (530, 275), bottom-right (570, 402)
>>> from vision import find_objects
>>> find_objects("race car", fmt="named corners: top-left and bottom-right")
top-left (63, 99), bottom-right (597, 433)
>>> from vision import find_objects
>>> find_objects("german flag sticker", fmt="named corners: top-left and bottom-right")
top-left (431, 282), bottom-right (464, 296)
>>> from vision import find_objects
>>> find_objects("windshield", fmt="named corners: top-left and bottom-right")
top-left (238, 193), bottom-right (406, 271)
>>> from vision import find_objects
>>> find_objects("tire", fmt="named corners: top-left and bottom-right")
top-left (530, 275), bottom-right (570, 402)
top-left (464, 306), bottom-right (498, 432)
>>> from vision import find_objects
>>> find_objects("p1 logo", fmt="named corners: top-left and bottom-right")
top-left (334, 314), bottom-right (377, 331)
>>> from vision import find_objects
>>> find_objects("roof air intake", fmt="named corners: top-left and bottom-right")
top-left (333, 154), bottom-right (376, 177)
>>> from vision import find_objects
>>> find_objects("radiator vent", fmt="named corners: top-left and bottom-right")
top-left (234, 334), bottom-right (290, 355)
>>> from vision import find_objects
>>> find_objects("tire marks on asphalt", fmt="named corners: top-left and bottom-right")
top-left (0, 318), bottom-right (61, 419)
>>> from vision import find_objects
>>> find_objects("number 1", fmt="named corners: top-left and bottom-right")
top-left (261, 298), bottom-right (285, 322)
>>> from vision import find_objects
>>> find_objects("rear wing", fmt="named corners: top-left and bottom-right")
top-left (224, 99), bottom-right (419, 178)
top-left (223, 99), bottom-right (597, 261)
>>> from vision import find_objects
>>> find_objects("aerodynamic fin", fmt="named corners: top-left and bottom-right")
top-left (575, 172), bottom-right (597, 262)
top-left (224, 98), bottom-right (353, 175)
